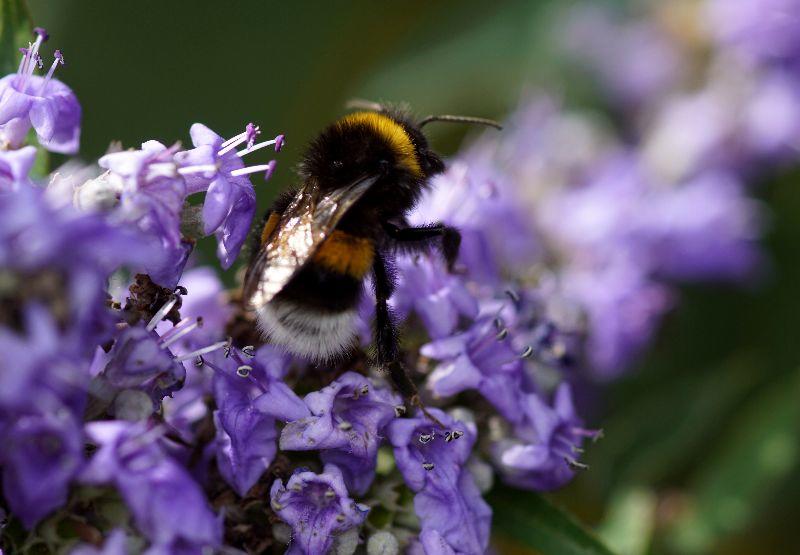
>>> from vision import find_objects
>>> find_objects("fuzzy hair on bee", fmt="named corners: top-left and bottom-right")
top-left (242, 104), bottom-right (500, 405)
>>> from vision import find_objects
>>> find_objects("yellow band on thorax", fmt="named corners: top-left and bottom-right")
top-left (337, 112), bottom-right (422, 177)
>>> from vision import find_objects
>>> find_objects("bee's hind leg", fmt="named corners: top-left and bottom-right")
top-left (372, 251), bottom-right (445, 428)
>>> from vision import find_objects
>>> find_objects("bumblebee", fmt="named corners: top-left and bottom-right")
top-left (243, 104), bottom-right (500, 404)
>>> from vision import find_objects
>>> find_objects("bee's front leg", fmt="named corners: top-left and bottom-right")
top-left (383, 222), bottom-right (461, 272)
top-left (371, 251), bottom-right (444, 426)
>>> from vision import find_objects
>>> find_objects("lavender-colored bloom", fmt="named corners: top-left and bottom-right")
top-left (158, 267), bottom-right (234, 439)
top-left (739, 71), bottom-right (800, 160)
top-left (559, 261), bottom-right (672, 376)
top-left (0, 145), bottom-right (36, 192)
top-left (408, 530), bottom-right (457, 555)
top-left (560, 4), bottom-right (682, 106)
top-left (175, 123), bottom-right (281, 268)
top-left (0, 185), bottom-right (160, 279)
top-left (411, 156), bottom-right (540, 284)
top-left (1, 410), bottom-right (83, 528)
top-left (492, 384), bottom-right (596, 491)
top-left (387, 409), bottom-right (491, 555)
top-left (706, 0), bottom-right (800, 65)
top-left (391, 255), bottom-right (478, 339)
top-left (280, 372), bottom-right (401, 494)
top-left (157, 267), bottom-right (232, 346)
top-left (0, 187), bottom-right (164, 413)
top-left (0, 304), bottom-right (92, 419)
top-left (422, 318), bottom-right (526, 423)
top-left (637, 171), bottom-right (764, 281)
top-left (100, 141), bottom-right (190, 288)
top-left (537, 154), bottom-right (761, 373)
top-left (103, 325), bottom-right (187, 406)
top-left (207, 347), bottom-right (307, 496)
top-left (0, 32), bottom-right (80, 153)
top-left (270, 463), bottom-right (369, 555)
top-left (82, 421), bottom-right (222, 550)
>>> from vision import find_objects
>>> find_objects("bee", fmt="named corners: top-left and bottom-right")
top-left (243, 103), bottom-right (500, 408)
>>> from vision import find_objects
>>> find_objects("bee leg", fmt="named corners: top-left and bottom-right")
top-left (372, 252), bottom-right (444, 427)
top-left (383, 222), bottom-right (461, 272)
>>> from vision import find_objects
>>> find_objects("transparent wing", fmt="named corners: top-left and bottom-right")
top-left (243, 175), bottom-right (378, 310)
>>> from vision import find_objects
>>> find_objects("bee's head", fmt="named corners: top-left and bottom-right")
top-left (300, 111), bottom-right (444, 192)
top-left (300, 107), bottom-right (499, 216)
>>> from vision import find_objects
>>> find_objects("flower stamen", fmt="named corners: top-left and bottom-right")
top-left (146, 296), bottom-right (178, 331)
top-left (38, 50), bottom-right (64, 96)
top-left (230, 161), bottom-right (276, 180)
top-left (237, 134), bottom-right (285, 157)
top-left (174, 340), bottom-right (228, 362)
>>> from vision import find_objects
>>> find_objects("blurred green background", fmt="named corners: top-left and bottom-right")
top-left (27, 1), bottom-right (800, 553)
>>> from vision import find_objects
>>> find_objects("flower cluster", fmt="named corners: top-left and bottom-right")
top-left (0, 5), bottom-right (785, 552)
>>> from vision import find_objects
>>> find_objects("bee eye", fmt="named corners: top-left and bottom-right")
top-left (332, 160), bottom-right (344, 169)
top-left (378, 159), bottom-right (390, 173)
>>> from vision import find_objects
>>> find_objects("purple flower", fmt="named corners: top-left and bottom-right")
top-left (560, 4), bottom-right (682, 106)
top-left (408, 530), bottom-right (458, 555)
top-left (492, 384), bottom-right (597, 491)
top-left (0, 145), bottom-right (35, 192)
top-left (270, 463), bottom-right (369, 555)
top-left (102, 325), bottom-right (187, 407)
top-left (536, 154), bottom-right (761, 374)
top-left (175, 123), bottom-right (282, 268)
top-left (280, 372), bottom-right (401, 494)
top-left (82, 421), bottom-right (222, 551)
top-left (156, 267), bottom-right (232, 347)
top-left (421, 318), bottom-right (526, 423)
top-left (391, 255), bottom-right (478, 339)
top-left (0, 185), bottom-right (160, 278)
top-left (0, 31), bottom-right (80, 153)
top-left (740, 71), bottom-right (800, 161)
top-left (206, 346), bottom-right (307, 496)
top-left (158, 268), bottom-right (234, 440)
top-left (387, 409), bottom-right (491, 554)
top-left (99, 141), bottom-right (190, 288)
top-left (0, 304), bottom-right (92, 420)
top-left (706, 0), bottom-right (800, 66)
top-left (411, 155), bottom-right (540, 284)
top-left (637, 171), bottom-right (764, 281)
top-left (0, 187), bottom-right (165, 413)
top-left (0, 410), bottom-right (83, 528)
top-left (559, 261), bottom-right (672, 376)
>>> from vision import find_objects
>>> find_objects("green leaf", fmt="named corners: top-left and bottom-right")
top-left (490, 486), bottom-right (617, 555)
top-left (597, 488), bottom-right (656, 555)
top-left (0, 0), bottom-right (32, 75)
top-left (668, 369), bottom-right (800, 553)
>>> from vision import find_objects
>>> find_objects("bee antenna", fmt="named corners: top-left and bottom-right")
top-left (418, 114), bottom-right (503, 130)
top-left (345, 98), bottom-right (386, 112)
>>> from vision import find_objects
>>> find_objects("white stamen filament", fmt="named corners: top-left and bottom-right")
top-left (16, 49), bottom-right (28, 77)
top-left (177, 164), bottom-right (218, 176)
top-left (145, 162), bottom-right (179, 181)
top-left (146, 296), bottom-right (178, 331)
top-left (158, 317), bottom-right (191, 340)
top-left (161, 319), bottom-right (201, 348)
top-left (21, 37), bottom-right (44, 89)
top-left (217, 134), bottom-right (248, 156)
top-left (219, 130), bottom-right (248, 150)
top-left (236, 138), bottom-right (279, 157)
top-left (38, 56), bottom-right (61, 95)
top-left (230, 163), bottom-right (273, 177)
top-left (175, 340), bottom-right (228, 362)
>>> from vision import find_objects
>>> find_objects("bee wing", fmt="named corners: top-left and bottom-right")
top-left (244, 174), bottom-right (378, 310)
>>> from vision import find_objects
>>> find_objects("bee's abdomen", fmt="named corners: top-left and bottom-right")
top-left (311, 230), bottom-right (374, 279)
top-left (256, 230), bottom-right (373, 361)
